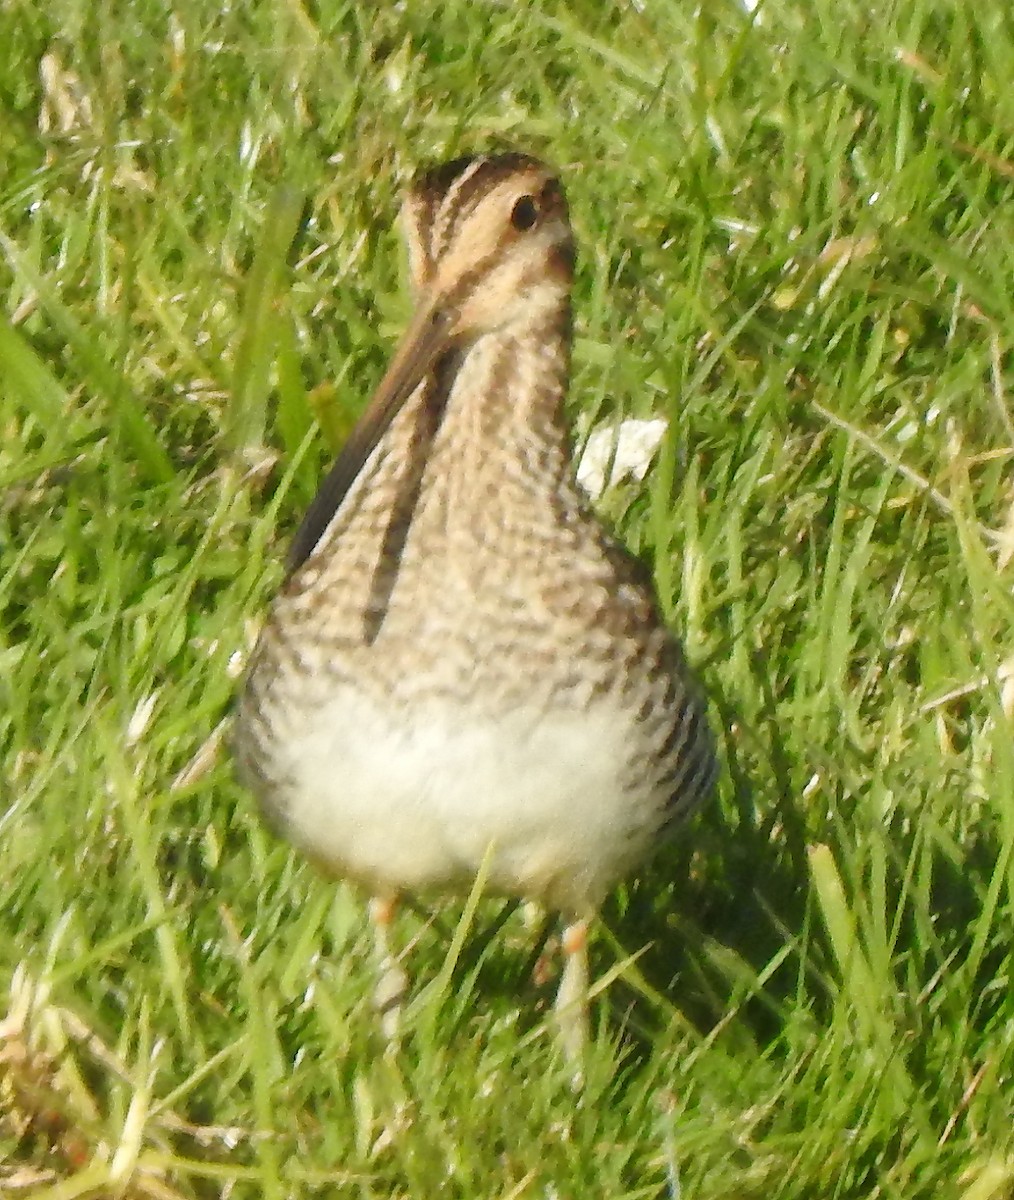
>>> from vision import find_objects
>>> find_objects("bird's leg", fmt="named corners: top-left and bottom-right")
top-left (555, 917), bottom-right (589, 1076)
top-left (369, 895), bottom-right (407, 1045)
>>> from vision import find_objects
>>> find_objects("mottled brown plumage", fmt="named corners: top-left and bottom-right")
top-left (234, 153), bottom-right (717, 1062)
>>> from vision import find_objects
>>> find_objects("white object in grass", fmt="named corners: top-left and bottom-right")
top-left (576, 417), bottom-right (668, 500)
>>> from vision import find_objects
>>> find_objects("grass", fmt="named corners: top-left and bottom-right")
top-left (1, 0), bottom-right (1013, 1195)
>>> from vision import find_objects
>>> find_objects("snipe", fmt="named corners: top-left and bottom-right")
top-left (234, 152), bottom-right (717, 1063)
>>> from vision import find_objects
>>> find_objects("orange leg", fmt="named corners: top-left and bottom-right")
top-left (555, 917), bottom-right (589, 1077)
top-left (369, 896), bottom-right (407, 1045)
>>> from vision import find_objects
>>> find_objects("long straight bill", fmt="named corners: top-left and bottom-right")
top-left (286, 301), bottom-right (454, 574)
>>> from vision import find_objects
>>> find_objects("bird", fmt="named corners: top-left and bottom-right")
top-left (233, 151), bottom-right (717, 1065)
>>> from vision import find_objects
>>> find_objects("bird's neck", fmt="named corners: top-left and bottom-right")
top-left (437, 307), bottom-right (573, 470)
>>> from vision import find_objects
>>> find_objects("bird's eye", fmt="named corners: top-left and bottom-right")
top-left (510, 195), bottom-right (539, 231)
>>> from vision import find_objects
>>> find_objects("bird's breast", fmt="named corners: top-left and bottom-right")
top-left (246, 684), bottom-right (673, 913)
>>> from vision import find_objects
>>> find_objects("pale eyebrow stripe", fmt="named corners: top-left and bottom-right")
top-left (438, 169), bottom-right (548, 259)
top-left (401, 192), bottom-right (433, 290)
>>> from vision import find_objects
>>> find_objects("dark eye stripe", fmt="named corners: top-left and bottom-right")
top-left (439, 250), bottom-right (502, 313)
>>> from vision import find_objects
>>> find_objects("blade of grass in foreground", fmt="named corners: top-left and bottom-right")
top-left (0, 312), bottom-right (68, 422)
top-left (228, 186), bottom-right (306, 461)
top-left (808, 842), bottom-right (926, 1133)
top-left (0, 230), bottom-right (175, 484)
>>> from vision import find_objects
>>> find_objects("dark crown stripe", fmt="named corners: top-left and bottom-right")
top-left (414, 153), bottom-right (547, 260)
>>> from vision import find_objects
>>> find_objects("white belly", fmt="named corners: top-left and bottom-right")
top-left (263, 687), bottom-right (662, 913)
